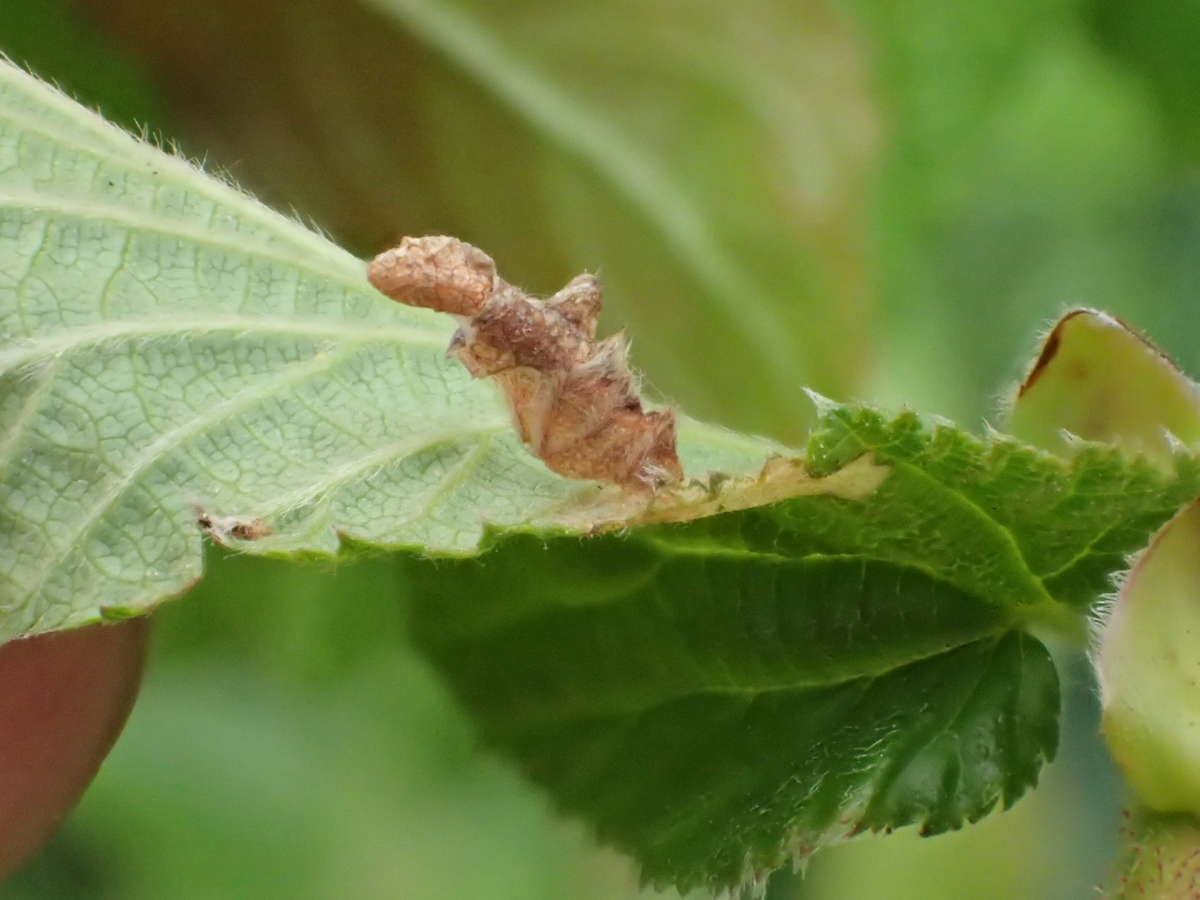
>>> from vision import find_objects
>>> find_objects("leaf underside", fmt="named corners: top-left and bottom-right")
top-left (0, 59), bottom-right (777, 634)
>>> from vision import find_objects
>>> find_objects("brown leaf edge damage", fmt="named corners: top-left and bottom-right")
top-left (369, 236), bottom-right (684, 489)
top-left (1019, 308), bottom-right (1181, 397)
top-left (544, 452), bottom-right (891, 534)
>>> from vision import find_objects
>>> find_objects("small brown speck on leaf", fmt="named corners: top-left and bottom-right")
top-left (368, 235), bottom-right (683, 489)
top-left (196, 507), bottom-right (273, 544)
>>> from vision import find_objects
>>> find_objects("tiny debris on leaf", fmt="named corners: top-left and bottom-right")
top-left (369, 236), bottom-right (683, 488)
top-left (196, 507), bottom-right (273, 544)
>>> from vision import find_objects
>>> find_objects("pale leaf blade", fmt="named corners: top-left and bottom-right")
top-left (3, 62), bottom-right (778, 632)
top-left (1010, 308), bottom-right (1200, 461)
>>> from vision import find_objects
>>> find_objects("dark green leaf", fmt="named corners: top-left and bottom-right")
top-left (403, 403), bottom-right (1197, 892)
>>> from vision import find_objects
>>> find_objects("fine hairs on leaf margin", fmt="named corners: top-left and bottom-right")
top-left (992, 303), bottom-right (1103, 424)
top-left (0, 56), bottom-right (358, 278)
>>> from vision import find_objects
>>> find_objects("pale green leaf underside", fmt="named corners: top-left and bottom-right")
top-left (1010, 308), bottom-right (1200, 463)
top-left (0, 61), bottom-right (778, 635)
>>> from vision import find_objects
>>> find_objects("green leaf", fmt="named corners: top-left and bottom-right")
top-left (403, 403), bottom-right (1200, 893)
top-left (0, 59), bottom-right (779, 634)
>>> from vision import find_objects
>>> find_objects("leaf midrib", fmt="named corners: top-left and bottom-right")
top-left (434, 545), bottom-right (1016, 730)
top-left (835, 414), bottom-right (1058, 608)
top-left (0, 191), bottom-right (385, 300)
top-left (0, 316), bottom-right (447, 374)
top-left (482, 629), bottom-right (1014, 737)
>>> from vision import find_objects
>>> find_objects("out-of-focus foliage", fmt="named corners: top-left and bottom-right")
top-left (0, 0), bottom-right (159, 132)
top-left (855, 0), bottom-right (1200, 423)
top-left (1084, 0), bottom-right (1200, 160)
top-left (6, 0), bottom-right (1200, 896)
top-left (67, 0), bottom-right (880, 444)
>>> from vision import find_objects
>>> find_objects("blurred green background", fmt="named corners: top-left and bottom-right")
top-left (5, 0), bottom-right (1199, 896)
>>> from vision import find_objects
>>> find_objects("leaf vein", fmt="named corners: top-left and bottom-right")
top-left (16, 346), bottom-right (361, 607)
top-left (0, 191), bottom-right (374, 296)
top-left (0, 316), bottom-right (448, 373)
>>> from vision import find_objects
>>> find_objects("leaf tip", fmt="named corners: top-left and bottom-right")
top-left (801, 387), bottom-right (837, 416)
